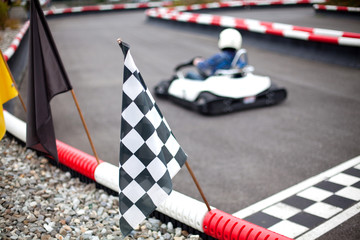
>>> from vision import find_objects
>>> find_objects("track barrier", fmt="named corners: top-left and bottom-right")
top-left (203, 209), bottom-right (292, 240)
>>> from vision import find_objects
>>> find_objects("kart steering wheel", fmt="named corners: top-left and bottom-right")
top-left (175, 57), bottom-right (209, 78)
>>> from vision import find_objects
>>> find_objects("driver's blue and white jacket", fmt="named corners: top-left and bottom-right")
top-left (197, 49), bottom-right (246, 76)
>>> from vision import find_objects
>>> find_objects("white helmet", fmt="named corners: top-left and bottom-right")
top-left (218, 28), bottom-right (242, 50)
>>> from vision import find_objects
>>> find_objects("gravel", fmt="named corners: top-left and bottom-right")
top-left (0, 27), bottom-right (20, 52)
top-left (0, 6), bottom-right (28, 53)
top-left (0, 135), bottom-right (201, 240)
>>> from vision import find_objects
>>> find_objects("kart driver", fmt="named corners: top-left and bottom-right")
top-left (186, 28), bottom-right (245, 80)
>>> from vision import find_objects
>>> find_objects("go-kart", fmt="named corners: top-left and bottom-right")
top-left (154, 49), bottom-right (287, 115)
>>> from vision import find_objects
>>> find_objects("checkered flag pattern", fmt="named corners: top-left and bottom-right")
top-left (242, 164), bottom-right (360, 239)
top-left (118, 41), bottom-right (187, 236)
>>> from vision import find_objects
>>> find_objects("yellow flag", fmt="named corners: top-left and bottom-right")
top-left (0, 50), bottom-right (18, 140)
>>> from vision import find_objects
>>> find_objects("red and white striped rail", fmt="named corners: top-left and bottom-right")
top-left (43, 1), bottom-right (171, 15)
top-left (3, 0), bottom-right (358, 62)
top-left (313, 4), bottom-right (360, 12)
top-left (165, 0), bottom-right (325, 12)
top-left (2, 21), bottom-right (30, 61)
top-left (145, 0), bottom-right (360, 47)
top-left (1, 1), bottom-right (171, 60)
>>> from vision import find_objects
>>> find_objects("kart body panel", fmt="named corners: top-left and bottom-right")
top-left (168, 73), bottom-right (271, 102)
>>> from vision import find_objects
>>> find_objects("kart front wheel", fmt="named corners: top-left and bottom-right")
top-left (154, 80), bottom-right (171, 98)
top-left (195, 92), bottom-right (217, 114)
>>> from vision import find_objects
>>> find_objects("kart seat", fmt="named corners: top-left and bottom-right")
top-left (214, 49), bottom-right (253, 78)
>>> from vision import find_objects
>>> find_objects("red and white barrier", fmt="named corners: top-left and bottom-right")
top-left (145, 0), bottom-right (360, 47)
top-left (314, 4), bottom-right (360, 12)
top-left (3, 110), bottom-right (211, 233)
top-left (203, 209), bottom-right (291, 240)
top-left (163, 0), bottom-right (325, 12)
top-left (3, 0), bottom-right (358, 61)
top-left (2, 21), bottom-right (30, 61)
top-left (1, 1), bottom-right (172, 60)
top-left (3, 109), bottom-right (293, 240)
top-left (43, 1), bottom-right (172, 15)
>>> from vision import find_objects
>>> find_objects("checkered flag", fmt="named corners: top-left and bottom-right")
top-left (118, 40), bottom-right (187, 236)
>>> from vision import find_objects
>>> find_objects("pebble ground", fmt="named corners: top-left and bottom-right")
top-left (0, 135), bottom-right (201, 240)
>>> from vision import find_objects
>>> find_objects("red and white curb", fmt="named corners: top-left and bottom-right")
top-left (4, 107), bottom-right (360, 239)
top-left (158, 0), bottom-right (325, 12)
top-left (2, 1), bottom-right (174, 61)
top-left (2, 110), bottom-right (205, 232)
top-left (42, 1), bottom-right (172, 16)
top-left (1, 1), bottom-right (174, 60)
top-left (3, 0), bottom-right (358, 62)
top-left (2, 21), bottom-right (30, 61)
top-left (313, 4), bottom-right (360, 12)
top-left (145, 0), bottom-right (360, 47)
top-left (3, 110), bottom-right (292, 240)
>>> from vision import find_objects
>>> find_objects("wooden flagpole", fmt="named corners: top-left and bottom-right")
top-left (185, 161), bottom-right (211, 212)
top-left (70, 89), bottom-right (100, 165)
top-left (1, 51), bottom-right (101, 165)
top-left (1, 52), bottom-right (100, 166)
top-left (0, 50), bottom-right (27, 112)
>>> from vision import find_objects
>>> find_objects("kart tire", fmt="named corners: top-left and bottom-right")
top-left (154, 80), bottom-right (171, 98)
top-left (195, 92), bottom-right (213, 114)
top-left (195, 92), bottom-right (221, 115)
top-left (265, 85), bottom-right (287, 105)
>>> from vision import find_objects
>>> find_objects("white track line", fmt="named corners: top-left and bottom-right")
top-left (233, 155), bottom-right (360, 218)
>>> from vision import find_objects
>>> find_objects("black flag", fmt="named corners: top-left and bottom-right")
top-left (26, 0), bottom-right (72, 161)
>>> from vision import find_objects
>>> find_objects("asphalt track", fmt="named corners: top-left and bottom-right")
top-left (14, 5), bottom-right (360, 239)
